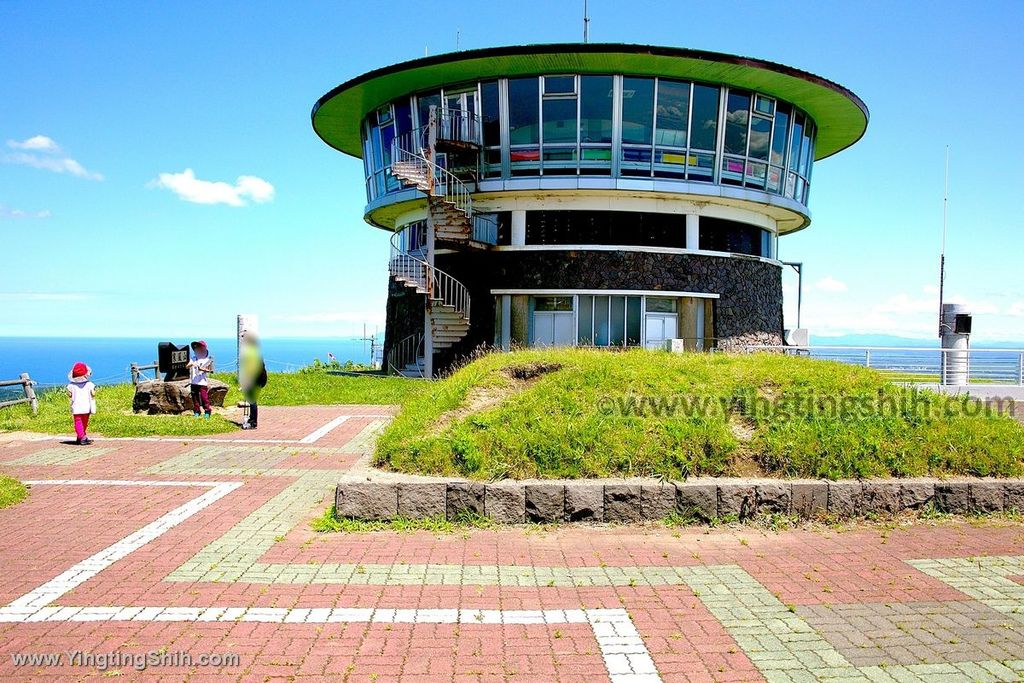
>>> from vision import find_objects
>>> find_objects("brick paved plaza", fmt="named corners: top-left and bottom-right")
top-left (1, 406), bottom-right (1023, 682)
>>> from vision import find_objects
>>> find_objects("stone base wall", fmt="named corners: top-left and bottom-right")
top-left (440, 249), bottom-right (783, 349)
top-left (382, 277), bottom-right (425, 372)
top-left (336, 478), bottom-right (1024, 524)
top-left (386, 250), bottom-right (784, 374)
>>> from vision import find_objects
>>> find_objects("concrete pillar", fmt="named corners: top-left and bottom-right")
top-left (500, 295), bottom-right (512, 351)
top-left (423, 212), bottom-right (436, 378)
top-left (511, 210), bottom-right (527, 246)
top-left (685, 214), bottom-right (700, 250)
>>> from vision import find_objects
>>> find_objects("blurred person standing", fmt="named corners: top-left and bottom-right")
top-left (239, 331), bottom-right (267, 430)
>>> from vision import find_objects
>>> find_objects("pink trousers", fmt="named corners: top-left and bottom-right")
top-left (73, 413), bottom-right (90, 440)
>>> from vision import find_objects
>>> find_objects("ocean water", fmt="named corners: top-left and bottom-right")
top-left (0, 336), bottom-right (379, 390)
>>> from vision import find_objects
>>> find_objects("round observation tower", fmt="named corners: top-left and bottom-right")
top-left (312, 43), bottom-right (868, 376)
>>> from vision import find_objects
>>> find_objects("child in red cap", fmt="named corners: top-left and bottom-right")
top-left (67, 362), bottom-right (96, 445)
top-left (187, 340), bottom-right (215, 418)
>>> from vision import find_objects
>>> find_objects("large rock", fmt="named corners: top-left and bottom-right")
top-left (133, 379), bottom-right (228, 414)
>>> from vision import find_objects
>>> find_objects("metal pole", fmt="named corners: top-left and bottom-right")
top-left (938, 146), bottom-right (948, 338)
top-left (20, 372), bottom-right (37, 415)
top-left (583, 0), bottom-right (590, 43)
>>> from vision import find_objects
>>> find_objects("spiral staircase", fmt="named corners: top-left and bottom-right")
top-left (386, 109), bottom-right (489, 377)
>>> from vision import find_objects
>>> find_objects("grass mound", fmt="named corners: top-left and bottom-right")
top-left (0, 475), bottom-right (28, 509)
top-left (375, 348), bottom-right (1024, 481)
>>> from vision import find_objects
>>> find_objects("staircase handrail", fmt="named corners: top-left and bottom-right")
top-left (435, 109), bottom-right (483, 147)
top-left (386, 332), bottom-right (425, 377)
top-left (388, 225), bottom-right (471, 323)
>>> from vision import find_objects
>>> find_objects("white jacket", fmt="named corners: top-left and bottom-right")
top-left (68, 381), bottom-right (96, 415)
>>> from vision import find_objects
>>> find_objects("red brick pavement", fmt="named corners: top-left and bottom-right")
top-left (0, 405), bottom-right (1021, 681)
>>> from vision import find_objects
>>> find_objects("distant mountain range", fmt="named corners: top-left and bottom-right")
top-left (807, 333), bottom-right (1024, 348)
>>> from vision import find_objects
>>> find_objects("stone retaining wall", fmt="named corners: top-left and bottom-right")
top-left (335, 478), bottom-right (1024, 524)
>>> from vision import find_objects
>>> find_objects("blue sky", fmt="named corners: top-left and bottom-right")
top-left (2, 1), bottom-right (1023, 342)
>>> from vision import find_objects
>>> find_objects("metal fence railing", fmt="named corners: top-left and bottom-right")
top-left (0, 373), bottom-right (38, 414)
top-left (387, 333), bottom-right (425, 377)
top-left (744, 345), bottom-right (1024, 386)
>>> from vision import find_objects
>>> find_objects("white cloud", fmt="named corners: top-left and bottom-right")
top-left (874, 293), bottom-right (935, 315)
top-left (149, 168), bottom-right (275, 206)
top-left (943, 294), bottom-right (1000, 315)
top-left (0, 204), bottom-right (51, 220)
top-left (813, 276), bottom-right (848, 293)
top-left (7, 135), bottom-right (60, 152)
top-left (1007, 302), bottom-right (1024, 317)
top-left (4, 136), bottom-right (104, 180)
top-left (0, 292), bottom-right (92, 302)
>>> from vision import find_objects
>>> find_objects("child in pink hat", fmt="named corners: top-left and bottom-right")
top-left (187, 340), bottom-right (215, 418)
top-left (66, 362), bottom-right (96, 445)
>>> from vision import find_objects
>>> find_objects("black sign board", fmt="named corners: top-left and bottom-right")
top-left (158, 342), bottom-right (191, 381)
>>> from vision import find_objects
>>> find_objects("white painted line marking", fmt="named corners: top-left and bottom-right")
top-left (299, 415), bottom-right (350, 444)
top-left (5, 479), bottom-right (241, 611)
top-left (0, 480), bottom-right (662, 681)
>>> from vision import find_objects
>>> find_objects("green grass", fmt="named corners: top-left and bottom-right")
top-left (375, 348), bottom-right (1024, 481)
top-left (220, 371), bottom-right (429, 407)
top-left (0, 371), bottom-right (427, 438)
top-left (0, 475), bottom-right (28, 509)
top-left (0, 383), bottom-right (237, 438)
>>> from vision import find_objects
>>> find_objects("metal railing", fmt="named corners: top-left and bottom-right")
top-left (744, 345), bottom-right (1024, 386)
top-left (435, 109), bottom-right (483, 148)
top-left (0, 373), bottom-right (38, 414)
top-left (386, 332), bottom-right (425, 377)
top-left (388, 225), bottom-right (471, 322)
top-left (130, 361), bottom-right (160, 385)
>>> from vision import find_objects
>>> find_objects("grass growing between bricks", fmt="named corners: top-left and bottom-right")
top-left (376, 348), bottom-right (1024, 481)
top-left (311, 505), bottom-right (495, 533)
top-left (0, 474), bottom-right (28, 509)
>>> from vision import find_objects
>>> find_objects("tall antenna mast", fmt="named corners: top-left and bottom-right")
top-left (937, 146), bottom-right (949, 338)
top-left (456, 29), bottom-right (460, 51)
top-left (583, 0), bottom-right (590, 43)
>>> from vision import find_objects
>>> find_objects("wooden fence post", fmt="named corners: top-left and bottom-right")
top-left (20, 372), bottom-right (37, 415)
top-left (130, 363), bottom-right (139, 386)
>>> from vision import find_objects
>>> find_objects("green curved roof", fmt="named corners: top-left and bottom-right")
top-left (312, 43), bottom-right (868, 161)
